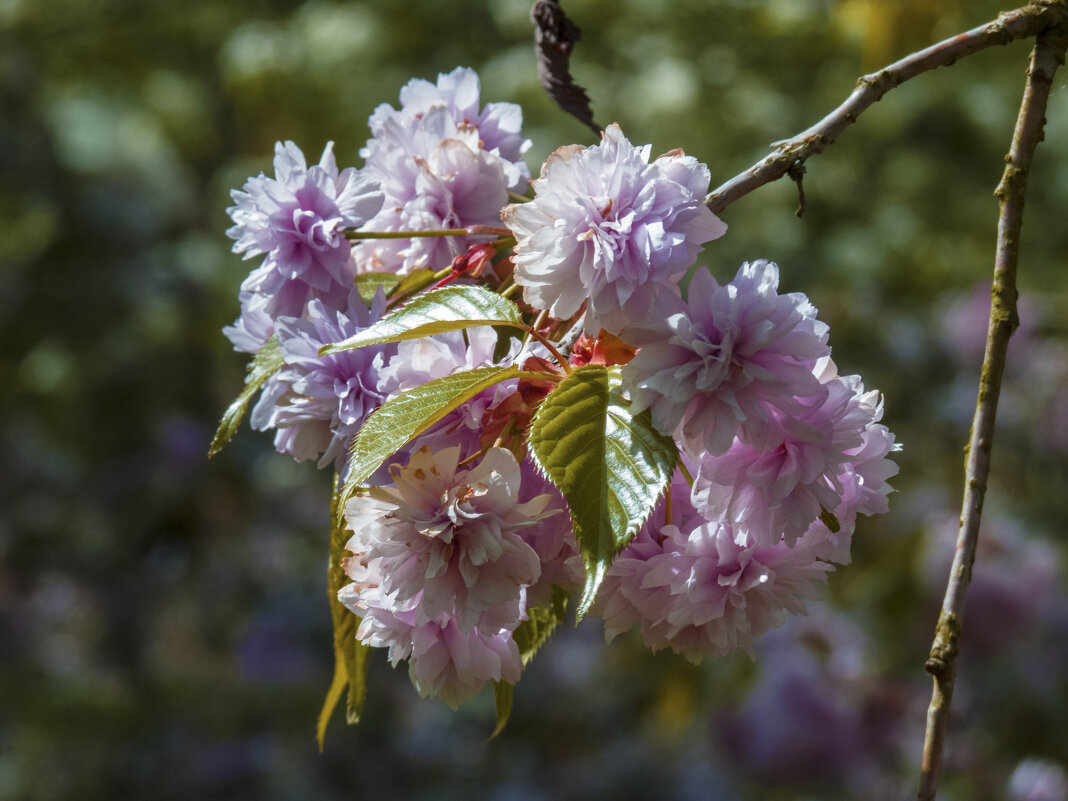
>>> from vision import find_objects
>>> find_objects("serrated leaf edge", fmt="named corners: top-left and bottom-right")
top-left (321, 285), bottom-right (526, 355)
top-left (209, 337), bottom-right (283, 457)
top-left (336, 366), bottom-right (547, 518)
top-left (527, 365), bottom-right (676, 619)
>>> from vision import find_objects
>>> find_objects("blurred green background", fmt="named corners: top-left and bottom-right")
top-left (3, 1), bottom-right (1068, 799)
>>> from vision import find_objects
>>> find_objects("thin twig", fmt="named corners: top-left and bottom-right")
top-left (706, 2), bottom-right (1068, 215)
top-left (916, 18), bottom-right (1068, 801)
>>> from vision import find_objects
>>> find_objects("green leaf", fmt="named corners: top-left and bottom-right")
top-left (318, 479), bottom-right (371, 750)
top-left (387, 268), bottom-right (436, 301)
top-left (320, 285), bottom-right (525, 355)
top-left (338, 365), bottom-right (524, 514)
top-left (317, 644), bottom-right (348, 751)
top-left (489, 589), bottom-right (572, 739)
top-left (490, 681), bottom-right (513, 740)
top-left (528, 365), bottom-right (677, 619)
top-left (208, 337), bottom-right (283, 457)
top-left (345, 637), bottom-right (370, 723)
top-left (488, 586), bottom-right (568, 739)
top-left (353, 269), bottom-right (438, 306)
top-left (513, 585), bottom-right (569, 666)
top-left (492, 325), bottom-right (523, 364)
top-left (354, 272), bottom-right (404, 305)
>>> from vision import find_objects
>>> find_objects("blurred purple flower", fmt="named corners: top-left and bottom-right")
top-left (716, 611), bottom-right (907, 792)
top-left (1009, 759), bottom-right (1068, 801)
top-left (158, 415), bottom-right (212, 479)
top-left (940, 280), bottom-right (1038, 367)
top-left (236, 604), bottom-right (318, 683)
top-left (921, 509), bottom-right (1058, 655)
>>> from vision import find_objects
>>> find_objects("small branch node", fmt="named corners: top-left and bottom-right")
top-left (924, 658), bottom-right (947, 677)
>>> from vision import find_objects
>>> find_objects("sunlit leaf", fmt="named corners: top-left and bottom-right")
top-left (488, 585), bottom-right (569, 738)
top-left (344, 634), bottom-right (370, 724)
top-left (528, 365), bottom-right (677, 618)
top-left (387, 268), bottom-right (436, 301)
top-left (354, 272), bottom-right (404, 306)
top-left (514, 584), bottom-right (569, 666)
top-left (320, 285), bottom-right (526, 355)
top-left (337, 365), bottom-right (526, 514)
top-left (208, 337), bottom-right (283, 457)
top-left (318, 478), bottom-right (370, 749)
top-left (490, 681), bottom-right (513, 740)
top-left (317, 645), bottom-right (348, 750)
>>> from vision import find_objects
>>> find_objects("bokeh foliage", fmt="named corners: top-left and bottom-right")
top-left (3, 1), bottom-right (1067, 799)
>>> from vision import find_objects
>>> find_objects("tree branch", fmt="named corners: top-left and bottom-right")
top-left (531, 0), bottom-right (601, 138)
top-left (706, 2), bottom-right (1068, 215)
top-left (916, 18), bottom-right (1068, 801)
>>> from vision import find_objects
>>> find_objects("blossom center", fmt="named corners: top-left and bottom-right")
top-left (686, 327), bottom-right (731, 391)
top-left (290, 208), bottom-right (337, 251)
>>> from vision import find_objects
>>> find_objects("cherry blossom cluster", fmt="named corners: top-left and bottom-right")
top-left (219, 66), bottom-right (898, 711)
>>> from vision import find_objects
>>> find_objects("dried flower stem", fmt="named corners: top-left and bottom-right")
top-left (916, 18), bottom-right (1068, 801)
top-left (706, 2), bottom-right (1068, 215)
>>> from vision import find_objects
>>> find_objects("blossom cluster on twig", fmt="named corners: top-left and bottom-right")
top-left (214, 66), bottom-right (899, 720)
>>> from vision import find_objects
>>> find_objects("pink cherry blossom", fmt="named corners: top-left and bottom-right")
top-left (503, 124), bottom-right (726, 334)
